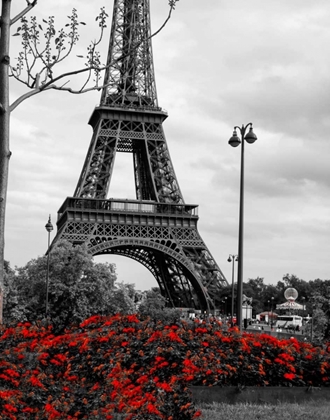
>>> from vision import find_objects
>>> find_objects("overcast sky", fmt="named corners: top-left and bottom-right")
top-left (6, 0), bottom-right (330, 293)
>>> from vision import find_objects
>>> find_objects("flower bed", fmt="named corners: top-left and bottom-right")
top-left (1, 315), bottom-right (330, 419)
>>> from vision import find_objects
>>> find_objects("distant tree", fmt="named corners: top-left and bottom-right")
top-left (138, 289), bottom-right (181, 323)
top-left (14, 240), bottom-right (116, 331)
top-left (107, 281), bottom-right (136, 315)
top-left (115, 281), bottom-right (137, 301)
top-left (245, 277), bottom-right (265, 315)
top-left (247, 277), bottom-right (265, 293)
top-left (308, 306), bottom-right (328, 344)
top-left (308, 282), bottom-right (330, 342)
top-left (3, 260), bottom-right (25, 323)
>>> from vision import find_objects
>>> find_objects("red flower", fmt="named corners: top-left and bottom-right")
top-left (22, 407), bottom-right (35, 413)
top-left (38, 352), bottom-right (50, 360)
top-left (50, 358), bottom-right (62, 366)
top-left (29, 376), bottom-right (45, 389)
top-left (66, 375), bottom-right (79, 382)
top-left (136, 375), bottom-right (149, 385)
top-left (278, 353), bottom-right (295, 362)
top-left (45, 403), bottom-right (62, 418)
top-left (147, 403), bottom-right (162, 416)
top-left (158, 382), bottom-right (173, 392)
top-left (55, 353), bottom-right (67, 362)
top-left (195, 327), bottom-right (208, 334)
top-left (167, 331), bottom-right (183, 343)
top-left (3, 368), bottom-right (19, 378)
top-left (127, 314), bottom-right (140, 323)
top-left (4, 404), bottom-right (18, 413)
top-left (80, 315), bottom-right (102, 327)
top-left (91, 382), bottom-right (100, 391)
top-left (122, 327), bottom-right (135, 334)
top-left (283, 373), bottom-right (295, 380)
top-left (147, 331), bottom-right (162, 342)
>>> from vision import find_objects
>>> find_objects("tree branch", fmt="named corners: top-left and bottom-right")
top-left (10, 1), bottom-right (37, 26)
top-left (10, 1), bottom-right (179, 111)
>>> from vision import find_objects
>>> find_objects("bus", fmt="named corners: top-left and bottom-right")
top-left (275, 315), bottom-right (303, 330)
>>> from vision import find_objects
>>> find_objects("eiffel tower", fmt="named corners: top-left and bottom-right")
top-left (52, 0), bottom-right (228, 312)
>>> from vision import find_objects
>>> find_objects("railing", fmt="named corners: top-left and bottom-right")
top-left (58, 197), bottom-right (198, 218)
top-left (100, 97), bottom-right (167, 114)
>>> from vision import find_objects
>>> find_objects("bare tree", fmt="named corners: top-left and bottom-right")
top-left (0, 0), bottom-right (179, 323)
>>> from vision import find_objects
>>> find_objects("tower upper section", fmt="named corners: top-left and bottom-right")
top-left (100, 0), bottom-right (159, 110)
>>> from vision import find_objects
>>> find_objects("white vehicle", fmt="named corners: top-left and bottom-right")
top-left (275, 315), bottom-right (303, 329)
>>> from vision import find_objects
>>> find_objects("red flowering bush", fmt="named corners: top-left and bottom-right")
top-left (1, 315), bottom-right (330, 419)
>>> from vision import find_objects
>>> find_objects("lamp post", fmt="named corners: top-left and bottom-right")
top-left (228, 123), bottom-right (257, 330)
top-left (302, 297), bottom-right (305, 316)
top-left (45, 215), bottom-right (53, 317)
top-left (267, 299), bottom-right (270, 325)
top-left (228, 254), bottom-right (238, 326)
top-left (271, 296), bottom-right (274, 329)
top-left (311, 303), bottom-right (315, 342)
top-left (244, 303), bottom-right (248, 329)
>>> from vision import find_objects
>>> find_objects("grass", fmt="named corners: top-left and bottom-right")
top-left (198, 401), bottom-right (330, 420)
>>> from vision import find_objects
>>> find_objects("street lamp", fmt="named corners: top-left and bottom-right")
top-left (228, 123), bottom-right (257, 330)
top-left (267, 299), bottom-right (270, 325)
top-left (45, 215), bottom-right (53, 317)
top-left (271, 296), bottom-right (274, 329)
top-left (228, 254), bottom-right (238, 326)
top-left (302, 297), bottom-right (306, 316)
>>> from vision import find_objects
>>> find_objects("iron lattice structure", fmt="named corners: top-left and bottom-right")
top-left (52, 0), bottom-right (228, 311)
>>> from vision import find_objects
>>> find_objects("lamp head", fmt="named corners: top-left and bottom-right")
top-left (227, 256), bottom-right (232, 262)
top-left (228, 129), bottom-right (241, 147)
top-left (45, 215), bottom-right (54, 233)
top-left (245, 126), bottom-right (257, 144)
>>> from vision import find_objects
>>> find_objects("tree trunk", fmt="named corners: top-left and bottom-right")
top-left (0, 0), bottom-right (12, 324)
